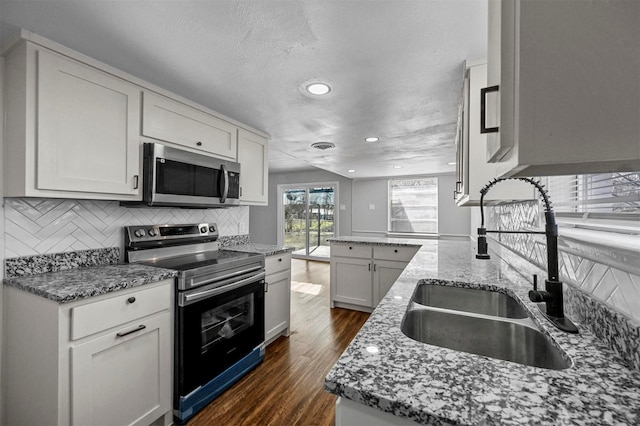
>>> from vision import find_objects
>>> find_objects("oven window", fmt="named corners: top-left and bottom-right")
top-left (200, 293), bottom-right (255, 354)
top-left (156, 159), bottom-right (221, 197)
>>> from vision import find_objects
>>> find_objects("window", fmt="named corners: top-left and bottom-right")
top-left (388, 178), bottom-right (438, 234)
top-left (542, 172), bottom-right (640, 214)
top-left (541, 172), bottom-right (640, 250)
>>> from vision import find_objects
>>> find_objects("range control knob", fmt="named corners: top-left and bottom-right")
top-left (209, 226), bottom-right (216, 233)
top-left (200, 226), bottom-right (207, 233)
top-left (147, 229), bottom-right (157, 237)
top-left (134, 229), bottom-right (146, 238)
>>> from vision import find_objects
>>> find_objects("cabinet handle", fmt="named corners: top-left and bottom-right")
top-left (454, 190), bottom-right (459, 200)
top-left (265, 282), bottom-right (269, 292)
top-left (349, 246), bottom-right (353, 250)
top-left (133, 175), bottom-right (139, 190)
top-left (480, 85), bottom-right (500, 134)
top-left (368, 263), bottom-right (371, 271)
top-left (374, 264), bottom-right (377, 272)
top-left (196, 141), bottom-right (203, 146)
top-left (455, 181), bottom-right (462, 192)
top-left (278, 258), bottom-right (282, 262)
top-left (127, 297), bottom-right (136, 304)
top-left (116, 325), bottom-right (146, 338)
top-left (394, 249), bottom-right (398, 253)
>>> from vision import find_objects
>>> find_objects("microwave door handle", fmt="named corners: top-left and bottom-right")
top-left (220, 164), bottom-right (229, 203)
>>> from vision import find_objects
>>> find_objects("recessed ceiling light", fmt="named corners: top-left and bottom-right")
top-left (448, 162), bottom-right (457, 165)
top-left (393, 165), bottom-right (402, 169)
top-left (347, 169), bottom-right (356, 173)
top-left (364, 137), bottom-right (379, 143)
top-left (305, 82), bottom-right (331, 96)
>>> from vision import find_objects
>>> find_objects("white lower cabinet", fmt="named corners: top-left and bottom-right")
top-left (331, 256), bottom-right (374, 308)
top-left (336, 397), bottom-right (417, 426)
top-left (2, 280), bottom-right (173, 426)
top-left (330, 243), bottom-right (419, 312)
top-left (265, 252), bottom-right (292, 345)
top-left (71, 312), bottom-right (170, 426)
top-left (372, 260), bottom-right (407, 305)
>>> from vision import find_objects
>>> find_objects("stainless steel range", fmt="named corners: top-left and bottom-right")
top-left (125, 223), bottom-right (266, 424)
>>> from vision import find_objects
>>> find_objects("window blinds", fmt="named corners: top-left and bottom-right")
top-left (542, 172), bottom-right (640, 214)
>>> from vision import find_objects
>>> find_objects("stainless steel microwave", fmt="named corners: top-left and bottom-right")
top-left (127, 142), bottom-right (241, 208)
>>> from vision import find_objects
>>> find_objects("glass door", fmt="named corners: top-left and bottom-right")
top-left (282, 185), bottom-right (336, 260)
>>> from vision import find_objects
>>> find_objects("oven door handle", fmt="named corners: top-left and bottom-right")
top-left (181, 272), bottom-right (266, 306)
top-left (187, 265), bottom-right (264, 289)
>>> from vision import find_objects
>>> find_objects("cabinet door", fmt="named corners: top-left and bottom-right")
top-left (456, 62), bottom-right (534, 205)
top-left (142, 91), bottom-right (238, 160)
top-left (485, 0), bottom-right (511, 162)
top-left (331, 257), bottom-right (373, 308)
top-left (489, 0), bottom-right (640, 175)
top-left (373, 260), bottom-right (407, 306)
top-left (265, 269), bottom-right (291, 344)
top-left (71, 312), bottom-right (171, 426)
top-left (37, 49), bottom-right (141, 196)
top-left (238, 129), bottom-right (269, 205)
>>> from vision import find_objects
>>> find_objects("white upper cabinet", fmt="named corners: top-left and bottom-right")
top-left (142, 91), bottom-right (238, 161)
top-left (3, 31), bottom-right (269, 204)
top-left (4, 41), bottom-right (141, 200)
top-left (484, 0), bottom-right (640, 177)
top-left (237, 129), bottom-right (269, 205)
top-left (455, 62), bottom-right (534, 206)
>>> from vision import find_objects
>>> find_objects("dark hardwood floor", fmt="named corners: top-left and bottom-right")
top-left (188, 259), bottom-right (370, 426)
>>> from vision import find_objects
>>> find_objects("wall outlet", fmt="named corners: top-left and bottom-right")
top-left (368, 204), bottom-right (375, 211)
top-left (339, 204), bottom-right (346, 211)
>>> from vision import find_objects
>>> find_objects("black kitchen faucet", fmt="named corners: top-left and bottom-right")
top-left (476, 177), bottom-right (578, 334)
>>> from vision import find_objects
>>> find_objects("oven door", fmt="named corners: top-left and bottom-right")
top-left (175, 273), bottom-right (265, 400)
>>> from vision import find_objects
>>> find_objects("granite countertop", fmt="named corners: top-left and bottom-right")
top-left (325, 238), bottom-right (640, 425)
top-left (222, 243), bottom-right (294, 257)
top-left (328, 236), bottom-right (425, 247)
top-left (3, 263), bottom-right (178, 303)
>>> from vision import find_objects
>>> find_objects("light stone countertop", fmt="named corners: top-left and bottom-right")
top-left (325, 238), bottom-right (640, 425)
top-left (222, 243), bottom-right (294, 257)
top-left (3, 263), bottom-right (178, 303)
top-left (328, 236), bottom-right (426, 247)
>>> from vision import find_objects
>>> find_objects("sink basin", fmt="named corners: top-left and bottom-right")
top-left (401, 307), bottom-right (571, 370)
top-left (411, 283), bottom-right (529, 319)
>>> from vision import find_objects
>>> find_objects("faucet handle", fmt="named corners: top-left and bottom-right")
top-left (529, 274), bottom-right (551, 303)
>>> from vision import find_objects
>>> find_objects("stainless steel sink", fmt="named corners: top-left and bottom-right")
top-left (411, 283), bottom-right (529, 319)
top-left (401, 307), bottom-right (571, 370)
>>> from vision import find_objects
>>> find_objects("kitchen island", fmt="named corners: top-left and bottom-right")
top-left (325, 238), bottom-right (640, 425)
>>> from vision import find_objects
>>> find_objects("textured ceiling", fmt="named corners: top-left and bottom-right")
top-left (0, 0), bottom-right (487, 178)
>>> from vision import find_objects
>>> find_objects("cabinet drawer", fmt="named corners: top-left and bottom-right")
top-left (373, 246), bottom-right (419, 262)
top-left (331, 244), bottom-right (372, 259)
top-left (265, 253), bottom-right (292, 276)
top-left (142, 91), bottom-right (238, 160)
top-left (71, 282), bottom-right (171, 340)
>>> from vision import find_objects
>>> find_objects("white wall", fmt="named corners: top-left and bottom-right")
top-left (249, 169), bottom-right (353, 245)
top-left (351, 173), bottom-right (470, 238)
top-left (351, 179), bottom-right (388, 235)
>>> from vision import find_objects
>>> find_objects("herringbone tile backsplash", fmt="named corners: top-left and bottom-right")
top-left (488, 201), bottom-right (640, 322)
top-left (4, 198), bottom-right (249, 258)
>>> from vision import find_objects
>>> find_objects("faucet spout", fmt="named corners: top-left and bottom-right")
top-left (476, 177), bottom-right (578, 334)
